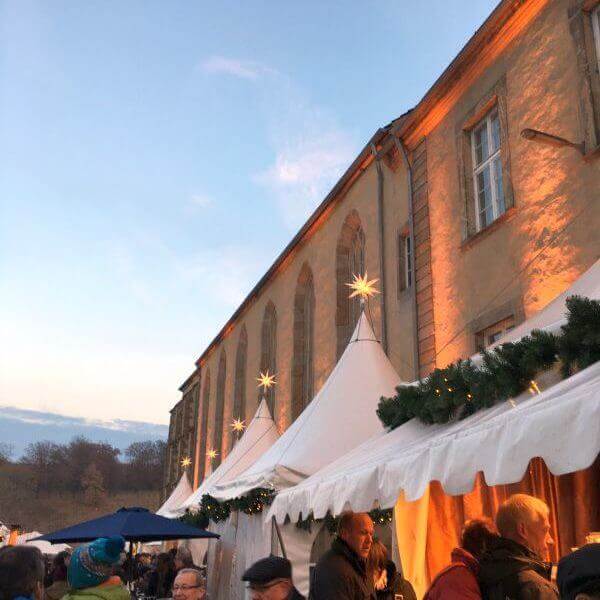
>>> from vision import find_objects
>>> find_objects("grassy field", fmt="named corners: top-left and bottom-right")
top-left (0, 463), bottom-right (160, 534)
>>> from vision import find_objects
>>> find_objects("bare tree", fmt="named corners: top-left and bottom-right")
top-left (0, 442), bottom-right (13, 464)
top-left (81, 463), bottom-right (105, 505)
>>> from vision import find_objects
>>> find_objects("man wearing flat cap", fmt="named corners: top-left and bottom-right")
top-left (557, 543), bottom-right (600, 600)
top-left (242, 555), bottom-right (305, 600)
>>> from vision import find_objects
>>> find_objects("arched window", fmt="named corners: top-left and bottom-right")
top-left (336, 210), bottom-right (366, 359)
top-left (213, 351), bottom-right (226, 467)
top-left (231, 326), bottom-right (248, 448)
top-left (291, 263), bottom-right (315, 420)
top-left (260, 301), bottom-right (277, 415)
top-left (198, 370), bottom-right (210, 482)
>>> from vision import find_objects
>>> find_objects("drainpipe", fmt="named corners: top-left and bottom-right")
top-left (370, 141), bottom-right (388, 355)
top-left (391, 134), bottom-right (420, 381)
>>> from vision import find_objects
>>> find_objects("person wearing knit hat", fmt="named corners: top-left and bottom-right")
top-left (62, 536), bottom-right (129, 600)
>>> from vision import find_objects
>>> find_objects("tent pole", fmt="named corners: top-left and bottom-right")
top-left (272, 517), bottom-right (287, 559)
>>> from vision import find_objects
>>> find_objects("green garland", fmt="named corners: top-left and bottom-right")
top-left (378, 295), bottom-right (600, 430)
top-left (198, 488), bottom-right (276, 523)
top-left (295, 508), bottom-right (393, 533)
top-left (179, 509), bottom-right (210, 530)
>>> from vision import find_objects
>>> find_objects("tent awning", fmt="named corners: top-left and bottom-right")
top-left (211, 311), bottom-right (402, 500)
top-left (269, 360), bottom-right (600, 522)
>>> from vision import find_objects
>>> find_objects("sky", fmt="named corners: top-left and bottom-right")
top-left (0, 0), bottom-right (500, 426)
top-left (0, 406), bottom-right (168, 458)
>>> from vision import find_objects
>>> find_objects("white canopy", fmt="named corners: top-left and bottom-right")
top-left (269, 261), bottom-right (600, 522)
top-left (211, 311), bottom-right (402, 500)
top-left (157, 471), bottom-right (193, 518)
top-left (182, 398), bottom-right (280, 509)
top-left (17, 531), bottom-right (71, 554)
top-left (270, 361), bottom-right (600, 521)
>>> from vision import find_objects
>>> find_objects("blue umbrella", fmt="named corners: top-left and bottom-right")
top-left (34, 507), bottom-right (219, 543)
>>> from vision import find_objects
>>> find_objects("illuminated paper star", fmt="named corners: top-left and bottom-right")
top-left (346, 272), bottom-right (379, 299)
top-left (231, 418), bottom-right (246, 432)
top-left (206, 449), bottom-right (218, 460)
top-left (257, 371), bottom-right (276, 390)
top-left (180, 456), bottom-right (192, 469)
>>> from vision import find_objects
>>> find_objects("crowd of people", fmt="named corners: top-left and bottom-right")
top-left (1, 493), bottom-right (599, 600)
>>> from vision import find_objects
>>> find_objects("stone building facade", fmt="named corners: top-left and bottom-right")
top-left (164, 0), bottom-right (600, 493)
top-left (162, 370), bottom-right (199, 500)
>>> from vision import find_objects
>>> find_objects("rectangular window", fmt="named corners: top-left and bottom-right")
top-left (405, 235), bottom-right (412, 288)
top-left (593, 5), bottom-right (600, 73)
top-left (475, 315), bottom-right (515, 352)
top-left (471, 110), bottom-right (505, 231)
top-left (398, 234), bottom-right (412, 293)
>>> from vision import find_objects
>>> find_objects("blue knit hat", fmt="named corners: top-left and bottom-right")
top-left (67, 536), bottom-right (125, 589)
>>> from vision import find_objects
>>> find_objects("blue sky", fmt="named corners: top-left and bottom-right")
top-left (0, 0), bottom-right (499, 424)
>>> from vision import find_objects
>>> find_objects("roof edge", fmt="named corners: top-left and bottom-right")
top-left (191, 126), bottom-right (390, 371)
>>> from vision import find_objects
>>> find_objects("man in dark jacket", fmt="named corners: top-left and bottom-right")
top-left (478, 494), bottom-right (558, 600)
top-left (310, 511), bottom-right (376, 600)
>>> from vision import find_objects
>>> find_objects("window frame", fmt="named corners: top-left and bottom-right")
top-left (475, 315), bottom-right (515, 352)
top-left (404, 234), bottom-right (413, 289)
top-left (470, 109), bottom-right (504, 232)
top-left (593, 5), bottom-right (600, 74)
top-left (397, 232), bottom-right (412, 294)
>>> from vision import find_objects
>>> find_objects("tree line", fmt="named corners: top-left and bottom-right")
top-left (0, 437), bottom-right (166, 499)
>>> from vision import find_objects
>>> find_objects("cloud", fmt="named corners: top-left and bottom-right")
top-left (175, 245), bottom-right (271, 308)
top-left (198, 55), bottom-right (357, 229)
top-left (201, 56), bottom-right (275, 80)
top-left (190, 192), bottom-right (213, 208)
top-left (253, 84), bottom-right (358, 230)
top-left (254, 126), bottom-right (356, 229)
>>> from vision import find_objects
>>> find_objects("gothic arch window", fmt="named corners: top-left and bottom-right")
top-left (198, 369), bottom-right (210, 482)
top-left (260, 301), bottom-right (277, 415)
top-left (291, 263), bottom-right (315, 421)
top-left (336, 210), bottom-right (366, 359)
top-left (213, 350), bottom-right (227, 467)
top-left (231, 326), bottom-right (248, 448)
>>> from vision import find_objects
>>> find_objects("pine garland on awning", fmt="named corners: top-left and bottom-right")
top-left (378, 295), bottom-right (600, 429)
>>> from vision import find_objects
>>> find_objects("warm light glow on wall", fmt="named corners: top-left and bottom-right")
top-left (404, 0), bottom-right (550, 148)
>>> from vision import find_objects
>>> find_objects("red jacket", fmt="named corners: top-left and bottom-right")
top-left (423, 548), bottom-right (482, 600)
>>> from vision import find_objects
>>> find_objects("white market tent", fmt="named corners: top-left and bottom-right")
top-left (157, 471), bottom-right (193, 518)
top-left (17, 531), bottom-right (71, 554)
top-left (181, 398), bottom-right (280, 511)
top-left (177, 397), bottom-right (279, 600)
top-left (269, 360), bottom-right (600, 522)
top-left (211, 311), bottom-right (402, 501)
top-left (200, 310), bottom-right (403, 599)
top-left (270, 258), bottom-right (600, 523)
top-left (268, 259), bottom-right (600, 597)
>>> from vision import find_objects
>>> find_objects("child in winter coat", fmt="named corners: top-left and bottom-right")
top-left (62, 536), bottom-right (129, 600)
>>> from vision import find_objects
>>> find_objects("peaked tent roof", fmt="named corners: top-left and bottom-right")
top-left (211, 311), bottom-right (402, 500)
top-left (157, 471), bottom-right (193, 518)
top-left (181, 398), bottom-right (280, 510)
